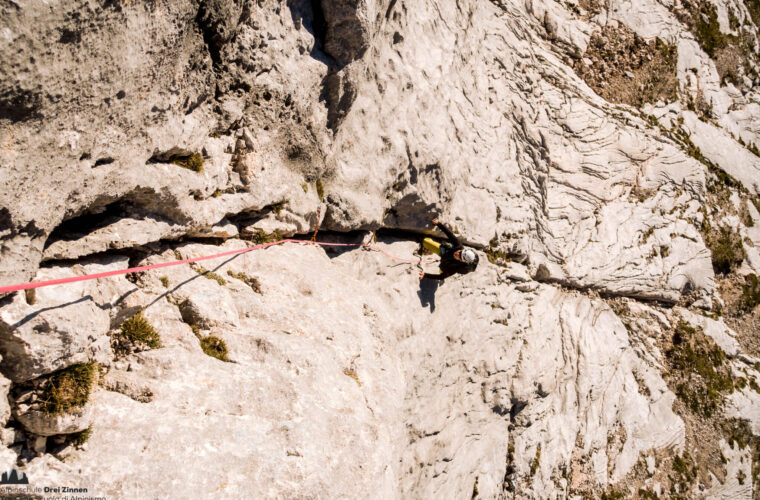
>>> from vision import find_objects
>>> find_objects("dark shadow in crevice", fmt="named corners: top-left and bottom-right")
top-left (43, 200), bottom-right (139, 250)
top-left (194, 4), bottom-right (223, 67)
top-left (286, 0), bottom-right (359, 133)
top-left (286, 0), bottom-right (332, 65)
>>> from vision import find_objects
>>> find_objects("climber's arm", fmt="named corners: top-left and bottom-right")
top-left (436, 221), bottom-right (460, 245)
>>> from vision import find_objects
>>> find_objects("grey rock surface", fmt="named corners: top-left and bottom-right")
top-left (13, 402), bottom-right (93, 437)
top-left (1, 0), bottom-right (760, 497)
top-left (0, 270), bottom-right (111, 383)
top-left (0, 368), bottom-right (9, 427)
top-left (4, 241), bottom-right (680, 498)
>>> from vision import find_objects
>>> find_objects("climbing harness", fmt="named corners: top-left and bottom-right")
top-left (0, 239), bottom-right (421, 294)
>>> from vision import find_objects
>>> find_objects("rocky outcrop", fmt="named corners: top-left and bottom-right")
top-left (0, 369), bottom-right (9, 427)
top-left (13, 404), bottom-right (93, 438)
top-left (0, 240), bottom-right (683, 497)
top-left (1, 0), bottom-right (760, 497)
top-left (0, 278), bottom-right (111, 383)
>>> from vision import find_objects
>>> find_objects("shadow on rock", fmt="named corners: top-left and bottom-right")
top-left (417, 278), bottom-right (439, 312)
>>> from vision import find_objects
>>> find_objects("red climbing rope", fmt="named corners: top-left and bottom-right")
top-left (0, 239), bottom-right (421, 294)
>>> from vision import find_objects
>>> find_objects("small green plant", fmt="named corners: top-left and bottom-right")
top-left (601, 490), bottom-right (625, 500)
top-left (159, 276), bottom-right (170, 288)
top-left (212, 189), bottom-right (223, 198)
top-left (301, 182), bottom-right (309, 193)
top-left (171, 153), bottom-right (204, 172)
top-left (271, 202), bottom-right (284, 216)
top-left (742, 205), bottom-right (755, 227)
top-left (666, 321), bottom-right (734, 418)
top-left (671, 452), bottom-right (697, 492)
top-left (529, 444), bottom-right (541, 476)
top-left (227, 270), bottom-right (262, 294)
top-left (721, 418), bottom-right (760, 487)
top-left (485, 239), bottom-right (511, 266)
top-left (740, 274), bottom-right (760, 312)
top-left (316, 179), bottom-right (325, 201)
top-left (723, 418), bottom-right (753, 450)
top-left (688, 2), bottom-right (726, 58)
top-left (71, 425), bottom-right (93, 446)
top-left (750, 378), bottom-right (760, 393)
top-left (200, 335), bottom-right (230, 362)
top-left (188, 322), bottom-right (202, 338)
top-left (250, 229), bottom-right (283, 245)
top-left (194, 266), bottom-right (227, 286)
top-left (120, 312), bottom-right (162, 350)
top-left (706, 225), bottom-right (745, 274)
top-left (40, 362), bottom-right (98, 415)
top-left (637, 489), bottom-right (658, 500)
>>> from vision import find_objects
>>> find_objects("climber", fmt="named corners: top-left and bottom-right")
top-left (418, 217), bottom-right (479, 281)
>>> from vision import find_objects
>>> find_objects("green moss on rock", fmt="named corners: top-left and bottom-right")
top-left (706, 225), bottom-right (745, 275)
top-left (666, 321), bottom-right (734, 418)
top-left (171, 153), bottom-right (204, 173)
top-left (740, 274), bottom-right (760, 312)
top-left (316, 179), bottom-right (325, 201)
top-left (250, 229), bottom-right (283, 245)
top-left (71, 425), bottom-right (93, 446)
top-left (40, 362), bottom-right (98, 415)
top-left (200, 335), bottom-right (230, 362)
top-left (194, 266), bottom-right (227, 286)
top-left (226, 270), bottom-right (263, 294)
top-left (120, 312), bottom-right (162, 350)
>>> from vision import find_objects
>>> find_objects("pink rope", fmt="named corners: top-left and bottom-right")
top-left (0, 239), bottom-right (421, 294)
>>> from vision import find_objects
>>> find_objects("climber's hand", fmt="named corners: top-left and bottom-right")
top-left (431, 217), bottom-right (439, 226)
top-left (418, 270), bottom-right (425, 280)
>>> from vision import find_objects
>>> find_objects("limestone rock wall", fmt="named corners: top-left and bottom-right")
top-left (1, 0), bottom-right (760, 498)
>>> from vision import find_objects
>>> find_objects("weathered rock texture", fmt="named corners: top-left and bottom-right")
top-left (1, 0), bottom-right (760, 497)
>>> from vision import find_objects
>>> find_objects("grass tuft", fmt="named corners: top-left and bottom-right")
top-left (530, 444), bottom-right (541, 476)
top-left (250, 229), bottom-right (283, 245)
top-left (316, 179), bottom-right (325, 201)
top-left (159, 276), bottom-right (170, 288)
top-left (171, 153), bottom-right (204, 172)
top-left (200, 335), bottom-right (230, 362)
top-left (193, 266), bottom-right (227, 286)
top-left (40, 362), bottom-right (98, 415)
top-left (706, 225), bottom-right (745, 274)
top-left (120, 312), bottom-right (162, 350)
top-left (671, 452), bottom-right (697, 492)
top-left (740, 274), bottom-right (760, 312)
top-left (227, 270), bottom-right (263, 294)
top-left (666, 321), bottom-right (734, 418)
top-left (71, 425), bottom-right (93, 446)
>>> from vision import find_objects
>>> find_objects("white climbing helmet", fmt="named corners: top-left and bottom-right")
top-left (461, 248), bottom-right (478, 265)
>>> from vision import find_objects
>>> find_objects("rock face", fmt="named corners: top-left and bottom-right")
top-left (13, 404), bottom-right (93, 438)
top-left (0, 369), bottom-right (9, 427)
top-left (1, 0), bottom-right (760, 497)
